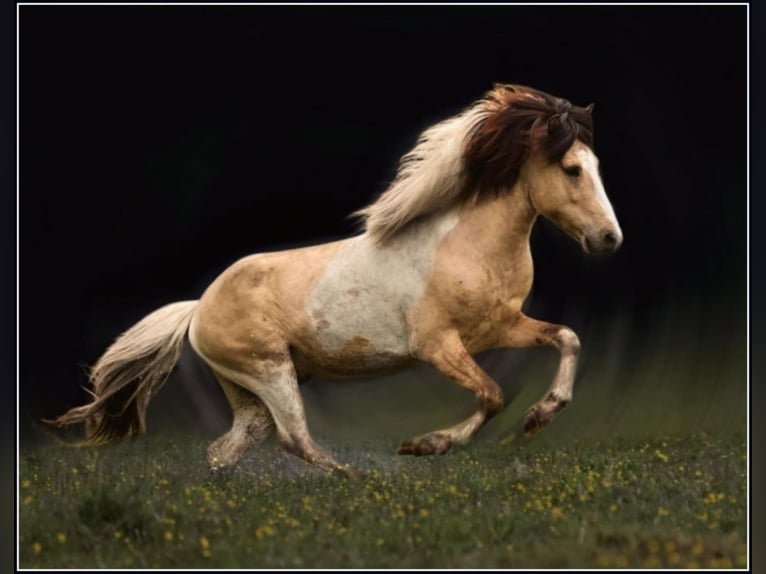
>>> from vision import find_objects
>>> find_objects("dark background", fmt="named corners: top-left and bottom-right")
top-left (19, 4), bottom-right (747, 448)
top-left (14, 3), bottom-right (754, 569)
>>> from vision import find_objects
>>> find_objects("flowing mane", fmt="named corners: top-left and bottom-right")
top-left (354, 83), bottom-right (595, 244)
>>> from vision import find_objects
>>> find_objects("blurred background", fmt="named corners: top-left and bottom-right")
top-left (19, 6), bottom-right (746, 450)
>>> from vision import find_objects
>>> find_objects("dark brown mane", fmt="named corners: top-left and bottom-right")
top-left (464, 84), bottom-right (594, 195)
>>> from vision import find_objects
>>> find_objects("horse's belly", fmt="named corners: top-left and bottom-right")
top-left (298, 287), bottom-right (412, 375)
top-left (290, 336), bottom-right (414, 379)
top-left (303, 238), bottom-right (427, 372)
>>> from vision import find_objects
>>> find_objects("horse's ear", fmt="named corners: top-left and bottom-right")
top-left (585, 103), bottom-right (595, 115)
top-left (547, 114), bottom-right (563, 131)
top-left (493, 82), bottom-right (517, 93)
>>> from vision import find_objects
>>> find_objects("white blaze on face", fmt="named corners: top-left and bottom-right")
top-left (308, 211), bottom-right (459, 360)
top-left (576, 147), bottom-right (622, 235)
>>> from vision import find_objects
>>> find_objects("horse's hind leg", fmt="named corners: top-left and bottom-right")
top-left (207, 371), bottom-right (275, 473)
top-left (399, 331), bottom-right (504, 456)
top-left (229, 358), bottom-right (356, 478)
top-left (500, 314), bottom-right (580, 440)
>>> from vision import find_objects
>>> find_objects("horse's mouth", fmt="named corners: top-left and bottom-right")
top-left (582, 229), bottom-right (622, 255)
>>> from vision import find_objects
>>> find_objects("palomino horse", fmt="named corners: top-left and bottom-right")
top-left (51, 84), bottom-right (622, 477)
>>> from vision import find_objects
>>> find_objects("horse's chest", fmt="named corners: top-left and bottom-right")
top-left (450, 283), bottom-right (520, 349)
top-left (411, 253), bottom-right (532, 353)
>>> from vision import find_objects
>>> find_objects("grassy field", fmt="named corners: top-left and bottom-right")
top-left (19, 305), bottom-right (748, 569)
top-left (19, 430), bottom-right (746, 569)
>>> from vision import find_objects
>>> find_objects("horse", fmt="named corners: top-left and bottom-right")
top-left (50, 83), bottom-right (622, 477)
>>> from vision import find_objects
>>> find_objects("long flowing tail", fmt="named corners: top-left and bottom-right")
top-left (47, 300), bottom-right (198, 445)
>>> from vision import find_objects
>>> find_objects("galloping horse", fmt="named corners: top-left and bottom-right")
top-left (51, 84), bottom-right (622, 477)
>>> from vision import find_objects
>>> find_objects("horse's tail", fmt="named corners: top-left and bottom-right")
top-left (46, 300), bottom-right (198, 445)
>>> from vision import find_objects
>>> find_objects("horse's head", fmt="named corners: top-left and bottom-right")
top-left (465, 84), bottom-right (622, 255)
top-left (524, 139), bottom-right (622, 255)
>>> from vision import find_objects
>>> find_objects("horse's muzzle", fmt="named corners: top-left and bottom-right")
top-left (584, 228), bottom-right (623, 255)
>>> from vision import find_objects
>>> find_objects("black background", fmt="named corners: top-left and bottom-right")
top-left (19, 5), bottom-right (746, 433)
top-left (11, 4), bottom-right (757, 571)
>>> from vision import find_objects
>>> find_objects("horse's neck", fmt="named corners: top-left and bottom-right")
top-left (360, 208), bottom-right (461, 258)
top-left (354, 189), bottom-right (536, 273)
top-left (453, 187), bottom-right (538, 261)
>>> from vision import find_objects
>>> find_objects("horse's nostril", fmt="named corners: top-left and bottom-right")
top-left (603, 232), bottom-right (617, 246)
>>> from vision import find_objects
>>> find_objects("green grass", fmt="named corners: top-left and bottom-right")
top-left (19, 431), bottom-right (746, 569)
top-left (20, 304), bottom-right (747, 568)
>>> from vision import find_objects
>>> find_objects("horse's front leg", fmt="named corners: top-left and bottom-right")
top-left (398, 331), bottom-right (504, 456)
top-left (501, 313), bottom-right (580, 438)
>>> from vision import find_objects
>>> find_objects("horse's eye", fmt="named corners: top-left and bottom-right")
top-left (563, 165), bottom-right (582, 177)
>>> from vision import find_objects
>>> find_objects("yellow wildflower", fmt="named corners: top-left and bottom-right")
top-left (255, 525), bottom-right (275, 539)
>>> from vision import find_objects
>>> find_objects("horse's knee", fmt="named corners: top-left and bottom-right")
top-left (556, 327), bottom-right (580, 355)
top-left (480, 386), bottom-right (504, 416)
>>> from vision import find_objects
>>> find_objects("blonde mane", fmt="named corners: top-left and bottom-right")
top-left (354, 84), bottom-right (594, 244)
top-left (352, 103), bottom-right (490, 244)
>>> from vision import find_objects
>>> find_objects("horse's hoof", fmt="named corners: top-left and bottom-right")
top-left (331, 464), bottom-right (361, 480)
top-left (398, 433), bottom-right (452, 456)
top-left (523, 408), bottom-right (542, 436)
top-left (208, 464), bottom-right (235, 479)
top-left (523, 396), bottom-right (569, 437)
